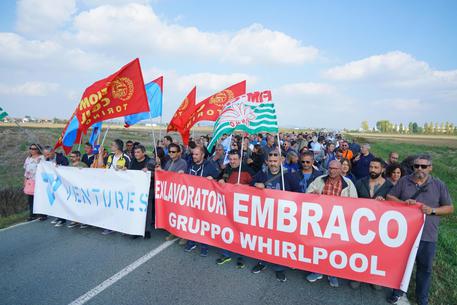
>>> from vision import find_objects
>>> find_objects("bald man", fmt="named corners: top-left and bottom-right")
top-left (305, 159), bottom-right (357, 288)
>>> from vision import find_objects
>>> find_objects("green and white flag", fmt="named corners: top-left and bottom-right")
top-left (207, 90), bottom-right (278, 151)
top-left (0, 107), bottom-right (9, 121)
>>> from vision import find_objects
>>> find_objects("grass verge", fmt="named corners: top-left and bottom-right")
top-left (0, 211), bottom-right (29, 229)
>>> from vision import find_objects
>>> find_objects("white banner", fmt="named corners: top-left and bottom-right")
top-left (34, 162), bottom-right (151, 236)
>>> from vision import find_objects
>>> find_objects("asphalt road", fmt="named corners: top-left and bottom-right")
top-left (0, 220), bottom-right (410, 305)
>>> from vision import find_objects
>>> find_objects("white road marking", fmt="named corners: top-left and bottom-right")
top-left (68, 239), bottom-right (177, 305)
top-left (0, 219), bottom-right (38, 232)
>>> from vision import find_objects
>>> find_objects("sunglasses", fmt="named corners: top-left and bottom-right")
top-left (301, 160), bottom-right (312, 164)
top-left (29, 147), bottom-right (38, 150)
top-left (414, 164), bottom-right (430, 169)
top-left (269, 153), bottom-right (279, 156)
top-left (169, 150), bottom-right (178, 154)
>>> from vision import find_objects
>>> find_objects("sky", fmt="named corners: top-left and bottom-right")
top-left (1, 0), bottom-right (456, 129)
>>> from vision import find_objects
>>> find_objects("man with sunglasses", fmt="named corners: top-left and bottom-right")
top-left (250, 149), bottom-right (300, 282)
top-left (340, 140), bottom-right (353, 161)
top-left (295, 151), bottom-right (322, 193)
top-left (386, 154), bottom-right (453, 305)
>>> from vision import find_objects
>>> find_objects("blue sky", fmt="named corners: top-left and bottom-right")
top-left (1, 0), bottom-right (456, 129)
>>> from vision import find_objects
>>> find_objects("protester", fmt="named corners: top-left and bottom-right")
top-left (340, 158), bottom-right (356, 183)
top-left (340, 140), bottom-right (354, 160)
top-left (385, 162), bottom-right (405, 185)
top-left (246, 144), bottom-right (264, 173)
top-left (162, 143), bottom-right (188, 245)
top-left (322, 142), bottom-right (336, 171)
top-left (43, 145), bottom-right (69, 226)
top-left (216, 149), bottom-right (254, 268)
top-left (81, 142), bottom-right (95, 167)
top-left (23, 144), bottom-right (45, 221)
top-left (386, 154), bottom-right (453, 305)
top-left (283, 150), bottom-right (299, 172)
top-left (386, 151), bottom-right (400, 165)
top-left (43, 146), bottom-right (69, 166)
top-left (184, 146), bottom-right (219, 256)
top-left (124, 140), bottom-right (134, 159)
top-left (163, 136), bottom-right (173, 155)
top-left (209, 144), bottom-right (226, 173)
top-left (67, 151), bottom-right (88, 229)
top-left (306, 160), bottom-right (357, 287)
top-left (262, 133), bottom-right (277, 161)
top-left (295, 151), bottom-right (323, 193)
top-left (351, 143), bottom-right (375, 180)
top-left (129, 144), bottom-right (154, 239)
top-left (250, 150), bottom-right (300, 282)
top-left (100, 139), bottom-right (131, 235)
top-left (350, 157), bottom-right (393, 290)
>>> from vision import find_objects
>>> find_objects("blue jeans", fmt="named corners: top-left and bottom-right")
top-left (392, 241), bottom-right (436, 305)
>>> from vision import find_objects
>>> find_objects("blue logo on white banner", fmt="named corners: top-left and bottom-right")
top-left (41, 172), bottom-right (62, 206)
top-left (34, 162), bottom-right (151, 236)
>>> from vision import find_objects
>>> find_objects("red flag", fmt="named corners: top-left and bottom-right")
top-left (76, 58), bottom-right (149, 133)
top-left (167, 86), bottom-right (196, 135)
top-left (183, 80), bottom-right (246, 130)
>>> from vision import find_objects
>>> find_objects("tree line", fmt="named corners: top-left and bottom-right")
top-left (360, 120), bottom-right (457, 135)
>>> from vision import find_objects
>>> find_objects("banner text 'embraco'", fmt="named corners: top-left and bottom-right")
top-left (155, 171), bottom-right (424, 290)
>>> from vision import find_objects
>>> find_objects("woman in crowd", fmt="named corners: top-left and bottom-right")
top-left (340, 158), bottom-right (356, 183)
top-left (385, 162), bottom-right (405, 185)
top-left (23, 143), bottom-right (45, 221)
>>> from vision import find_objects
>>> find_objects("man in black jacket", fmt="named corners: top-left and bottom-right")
top-left (351, 157), bottom-right (393, 290)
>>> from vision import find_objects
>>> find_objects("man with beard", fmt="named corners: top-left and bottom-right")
top-left (129, 144), bottom-right (155, 239)
top-left (350, 157), bottom-right (393, 289)
top-left (250, 150), bottom-right (300, 282)
top-left (386, 154), bottom-right (453, 305)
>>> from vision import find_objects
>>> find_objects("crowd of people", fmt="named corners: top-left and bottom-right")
top-left (23, 131), bottom-right (453, 305)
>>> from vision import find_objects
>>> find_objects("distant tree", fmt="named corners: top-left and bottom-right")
top-left (408, 122), bottom-right (414, 134)
top-left (412, 122), bottom-right (419, 133)
top-left (399, 123), bottom-right (404, 133)
top-left (361, 120), bottom-right (369, 132)
top-left (376, 120), bottom-right (391, 133)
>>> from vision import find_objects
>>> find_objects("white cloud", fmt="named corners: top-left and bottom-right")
top-left (277, 82), bottom-right (336, 96)
top-left (16, 0), bottom-right (76, 36)
top-left (70, 3), bottom-right (318, 65)
top-left (0, 81), bottom-right (59, 96)
top-left (323, 51), bottom-right (457, 88)
top-left (0, 32), bottom-right (115, 72)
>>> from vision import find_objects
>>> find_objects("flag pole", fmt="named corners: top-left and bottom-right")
top-left (159, 116), bottom-right (162, 141)
top-left (237, 140), bottom-right (244, 184)
top-left (149, 114), bottom-right (158, 160)
top-left (77, 133), bottom-right (83, 151)
top-left (276, 132), bottom-right (285, 191)
top-left (100, 123), bottom-right (110, 147)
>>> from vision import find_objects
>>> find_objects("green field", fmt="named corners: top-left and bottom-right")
top-left (1, 126), bottom-right (456, 304)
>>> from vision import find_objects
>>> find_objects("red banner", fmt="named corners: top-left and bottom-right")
top-left (167, 86), bottom-right (197, 143)
top-left (76, 58), bottom-right (149, 133)
top-left (183, 80), bottom-right (246, 130)
top-left (155, 171), bottom-right (425, 291)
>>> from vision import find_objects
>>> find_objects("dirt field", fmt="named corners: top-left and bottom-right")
top-left (346, 133), bottom-right (457, 148)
